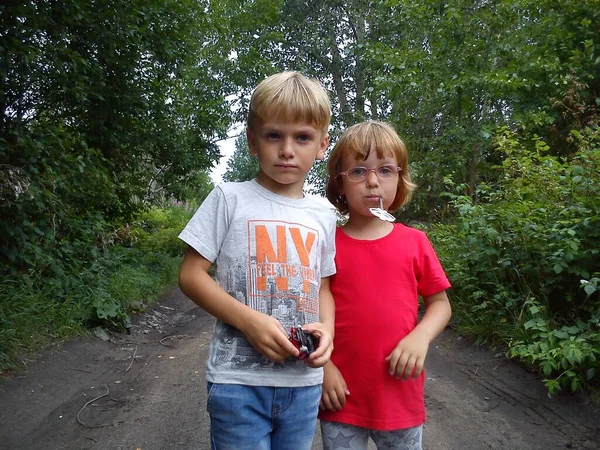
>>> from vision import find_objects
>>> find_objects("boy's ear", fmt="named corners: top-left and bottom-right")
top-left (246, 128), bottom-right (257, 155)
top-left (316, 134), bottom-right (329, 161)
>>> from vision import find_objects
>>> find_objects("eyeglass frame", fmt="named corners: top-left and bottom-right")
top-left (336, 164), bottom-right (402, 183)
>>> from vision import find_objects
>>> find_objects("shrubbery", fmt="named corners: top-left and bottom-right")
top-left (428, 126), bottom-right (600, 393)
top-left (0, 203), bottom-right (194, 374)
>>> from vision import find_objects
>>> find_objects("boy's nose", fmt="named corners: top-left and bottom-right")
top-left (279, 140), bottom-right (295, 158)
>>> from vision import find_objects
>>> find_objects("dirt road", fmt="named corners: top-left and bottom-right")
top-left (1, 287), bottom-right (598, 450)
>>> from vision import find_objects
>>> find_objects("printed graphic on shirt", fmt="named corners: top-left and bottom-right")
top-left (212, 220), bottom-right (322, 370)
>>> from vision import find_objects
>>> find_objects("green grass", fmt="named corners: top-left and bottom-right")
top-left (0, 251), bottom-right (182, 375)
top-left (0, 275), bottom-right (89, 372)
top-left (0, 205), bottom-right (191, 375)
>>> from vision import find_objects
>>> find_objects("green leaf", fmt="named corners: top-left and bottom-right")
top-left (584, 285), bottom-right (596, 296)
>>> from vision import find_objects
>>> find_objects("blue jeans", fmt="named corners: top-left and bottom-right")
top-left (207, 382), bottom-right (322, 450)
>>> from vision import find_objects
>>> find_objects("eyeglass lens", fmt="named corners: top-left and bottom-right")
top-left (346, 165), bottom-right (399, 181)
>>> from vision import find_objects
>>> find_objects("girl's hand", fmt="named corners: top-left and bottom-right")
top-left (301, 322), bottom-right (333, 368)
top-left (320, 361), bottom-right (350, 411)
top-left (387, 291), bottom-right (451, 379)
top-left (385, 329), bottom-right (430, 380)
top-left (239, 311), bottom-right (299, 363)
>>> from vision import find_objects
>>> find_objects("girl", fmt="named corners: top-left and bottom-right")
top-left (319, 121), bottom-right (452, 450)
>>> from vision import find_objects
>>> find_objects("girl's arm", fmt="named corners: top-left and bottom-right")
top-left (320, 360), bottom-right (350, 411)
top-left (385, 290), bottom-right (451, 380)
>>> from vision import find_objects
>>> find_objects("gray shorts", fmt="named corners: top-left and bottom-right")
top-left (320, 420), bottom-right (423, 450)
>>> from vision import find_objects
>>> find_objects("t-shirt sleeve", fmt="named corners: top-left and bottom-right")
top-left (178, 186), bottom-right (229, 263)
top-left (320, 213), bottom-right (337, 278)
top-left (416, 232), bottom-right (451, 297)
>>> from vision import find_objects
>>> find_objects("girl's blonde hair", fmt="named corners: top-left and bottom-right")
top-left (326, 121), bottom-right (416, 214)
top-left (247, 71), bottom-right (331, 134)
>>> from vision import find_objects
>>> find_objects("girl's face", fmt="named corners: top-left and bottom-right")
top-left (339, 150), bottom-right (400, 219)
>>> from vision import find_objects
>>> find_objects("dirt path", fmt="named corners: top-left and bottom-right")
top-left (1, 287), bottom-right (598, 450)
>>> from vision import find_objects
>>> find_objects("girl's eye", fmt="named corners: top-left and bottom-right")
top-left (378, 165), bottom-right (395, 175)
top-left (348, 167), bottom-right (367, 177)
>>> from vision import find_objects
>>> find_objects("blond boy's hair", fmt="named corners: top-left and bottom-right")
top-left (247, 72), bottom-right (331, 134)
top-left (326, 121), bottom-right (416, 214)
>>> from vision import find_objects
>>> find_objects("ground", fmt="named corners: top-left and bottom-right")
top-left (1, 287), bottom-right (598, 450)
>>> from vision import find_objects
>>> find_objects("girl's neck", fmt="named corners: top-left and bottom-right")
top-left (342, 215), bottom-right (394, 240)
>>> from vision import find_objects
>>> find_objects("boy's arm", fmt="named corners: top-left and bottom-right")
top-left (385, 290), bottom-right (451, 380)
top-left (319, 276), bottom-right (335, 336)
top-left (179, 247), bottom-right (299, 362)
top-left (303, 276), bottom-right (335, 367)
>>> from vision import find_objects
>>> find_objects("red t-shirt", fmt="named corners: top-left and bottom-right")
top-left (319, 224), bottom-right (451, 430)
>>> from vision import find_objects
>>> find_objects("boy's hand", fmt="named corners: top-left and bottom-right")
top-left (320, 361), bottom-right (350, 411)
top-left (300, 322), bottom-right (333, 368)
top-left (385, 329), bottom-right (430, 380)
top-left (239, 311), bottom-right (299, 363)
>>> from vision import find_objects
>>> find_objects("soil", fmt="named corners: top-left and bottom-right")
top-left (1, 287), bottom-right (598, 450)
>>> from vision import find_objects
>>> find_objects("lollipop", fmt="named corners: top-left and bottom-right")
top-left (369, 197), bottom-right (395, 222)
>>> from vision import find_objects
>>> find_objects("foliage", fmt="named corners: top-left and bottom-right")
top-left (508, 298), bottom-right (600, 394)
top-left (370, 0), bottom-right (599, 221)
top-left (0, 203), bottom-right (192, 374)
top-left (2, 0), bottom-right (599, 396)
top-left (428, 126), bottom-right (600, 392)
top-left (1, 0), bottom-right (228, 274)
top-left (1, 125), bottom-right (117, 275)
top-left (217, 0), bottom-right (598, 221)
top-left (132, 202), bottom-right (197, 256)
top-left (223, 134), bottom-right (259, 182)
top-left (0, 0), bottom-right (223, 375)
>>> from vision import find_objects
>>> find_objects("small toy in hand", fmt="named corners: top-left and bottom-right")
top-left (289, 326), bottom-right (319, 360)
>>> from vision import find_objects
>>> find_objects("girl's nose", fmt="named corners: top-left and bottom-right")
top-left (366, 171), bottom-right (379, 187)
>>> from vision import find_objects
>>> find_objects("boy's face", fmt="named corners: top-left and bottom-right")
top-left (247, 120), bottom-right (329, 198)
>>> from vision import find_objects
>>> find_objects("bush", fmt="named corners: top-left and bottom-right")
top-left (429, 126), bottom-right (600, 393)
top-left (132, 202), bottom-right (195, 256)
top-left (0, 203), bottom-right (192, 374)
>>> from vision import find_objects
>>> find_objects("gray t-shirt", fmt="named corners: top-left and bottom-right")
top-left (178, 180), bottom-right (336, 387)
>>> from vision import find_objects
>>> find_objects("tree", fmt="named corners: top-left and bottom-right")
top-left (0, 0), bottom-right (232, 273)
top-left (223, 134), bottom-right (259, 182)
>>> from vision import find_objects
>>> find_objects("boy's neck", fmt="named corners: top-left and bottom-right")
top-left (254, 173), bottom-right (306, 199)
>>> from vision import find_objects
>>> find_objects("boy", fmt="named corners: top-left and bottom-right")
top-left (178, 71), bottom-right (336, 450)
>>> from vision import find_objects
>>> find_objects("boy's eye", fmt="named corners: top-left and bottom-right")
top-left (297, 134), bottom-right (310, 142)
top-left (266, 132), bottom-right (280, 140)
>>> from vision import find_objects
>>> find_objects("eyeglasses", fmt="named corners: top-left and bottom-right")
top-left (337, 164), bottom-right (401, 182)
